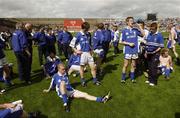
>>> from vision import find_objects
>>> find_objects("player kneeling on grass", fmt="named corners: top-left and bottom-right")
top-left (68, 52), bottom-right (81, 77)
top-left (43, 63), bottom-right (110, 112)
top-left (159, 48), bottom-right (173, 80)
top-left (0, 37), bottom-right (14, 88)
top-left (43, 52), bottom-right (61, 79)
top-left (0, 63), bottom-right (14, 87)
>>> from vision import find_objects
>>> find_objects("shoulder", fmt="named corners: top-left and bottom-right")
top-left (75, 32), bottom-right (82, 38)
top-left (122, 28), bottom-right (127, 32)
top-left (76, 32), bottom-right (82, 36)
top-left (157, 32), bottom-right (163, 36)
top-left (122, 28), bottom-right (128, 34)
top-left (52, 73), bottom-right (59, 79)
top-left (168, 55), bottom-right (172, 59)
top-left (76, 32), bottom-right (84, 40)
top-left (55, 56), bottom-right (60, 59)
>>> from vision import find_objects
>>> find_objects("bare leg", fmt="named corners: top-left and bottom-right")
top-left (122, 59), bottom-right (129, 73)
top-left (172, 46), bottom-right (179, 58)
top-left (89, 64), bottom-right (96, 78)
top-left (68, 68), bottom-right (74, 75)
top-left (131, 59), bottom-right (136, 73)
top-left (80, 65), bottom-right (84, 79)
top-left (73, 90), bottom-right (97, 101)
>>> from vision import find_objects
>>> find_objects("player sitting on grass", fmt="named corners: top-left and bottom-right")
top-left (0, 100), bottom-right (24, 118)
top-left (43, 63), bottom-right (110, 112)
top-left (159, 48), bottom-right (173, 80)
top-left (0, 63), bottom-right (14, 87)
top-left (0, 100), bottom-right (41, 118)
top-left (43, 52), bottom-right (61, 79)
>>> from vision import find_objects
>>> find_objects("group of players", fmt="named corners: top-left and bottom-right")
top-left (0, 16), bottom-right (180, 114)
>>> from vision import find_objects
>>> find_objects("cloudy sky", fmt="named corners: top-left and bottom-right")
top-left (0, 0), bottom-right (179, 18)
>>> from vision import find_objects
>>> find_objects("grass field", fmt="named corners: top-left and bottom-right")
top-left (0, 33), bottom-right (180, 118)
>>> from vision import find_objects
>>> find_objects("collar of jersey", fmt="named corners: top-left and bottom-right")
top-left (58, 72), bottom-right (66, 77)
top-left (80, 31), bottom-right (85, 35)
top-left (150, 31), bottom-right (159, 35)
top-left (126, 26), bottom-right (133, 30)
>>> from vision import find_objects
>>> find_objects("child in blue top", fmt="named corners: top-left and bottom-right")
top-left (120, 17), bottom-right (145, 83)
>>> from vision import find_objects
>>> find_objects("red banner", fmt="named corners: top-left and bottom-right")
top-left (64, 19), bottom-right (83, 29)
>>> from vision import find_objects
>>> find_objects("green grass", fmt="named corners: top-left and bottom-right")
top-left (1, 34), bottom-right (180, 118)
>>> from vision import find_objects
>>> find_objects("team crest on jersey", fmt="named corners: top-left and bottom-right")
top-left (80, 38), bottom-right (84, 41)
top-left (13, 33), bottom-right (17, 36)
top-left (126, 32), bottom-right (129, 35)
top-left (134, 31), bottom-right (136, 35)
top-left (154, 38), bottom-right (157, 42)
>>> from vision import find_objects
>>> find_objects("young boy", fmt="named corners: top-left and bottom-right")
top-left (93, 23), bottom-right (105, 75)
top-left (68, 52), bottom-right (81, 77)
top-left (159, 48), bottom-right (173, 79)
top-left (167, 23), bottom-right (180, 65)
top-left (120, 17), bottom-right (145, 83)
top-left (0, 63), bottom-right (14, 87)
top-left (145, 22), bottom-right (164, 86)
top-left (111, 25), bottom-right (120, 55)
top-left (43, 64), bottom-right (110, 112)
top-left (70, 22), bottom-right (100, 86)
top-left (0, 35), bottom-right (13, 87)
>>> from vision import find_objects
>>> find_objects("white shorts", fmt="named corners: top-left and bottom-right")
top-left (0, 57), bottom-right (8, 68)
top-left (124, 53), bottom-right (138, 60)
top-left (94, 49), bottom-right (103, 55)
top-left (69, 65), bottom-right (80, 71)
top-left (80, 52), bottom-right (94, 66)
top-left (57, 89), bottom-right (83, 98)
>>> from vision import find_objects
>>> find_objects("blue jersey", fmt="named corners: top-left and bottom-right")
top-left (33, 32), bottom-right (47, 46)
top-left (93, 30), bottom-right (104, 50)
top-left (68, 54), bottom-right (80, 68)
top-left (0, 109), bottom-right (11, 118)
top-left (11, 30), bottom-right (28, 52)
top-left (52, 73), bottom-right (74, 92)
top-left (75, 31), bottom-right (92, 52)
top-left (145, 32), bottom-right (164, 52)
top-left (103, 29), bottom-right (111, 42)
top-left (46, 34), bottom-right (56, 46)
top-left (57, 31), bottom-right (72, 44)
top-left (44, 58), bottom-right (61, 76)
top-left (121, 27), bottom-right (141, 54)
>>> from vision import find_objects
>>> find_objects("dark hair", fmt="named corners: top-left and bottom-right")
top-left (137, 20), bottom-right (145, 26)
top-left (161, 48), bottom-right (169, 55)
top-left (126, 17), bottom-right (134, 22)
top-left (81, 22), bottom-right (90, 30)
top-left (150, 22), bottom-right (158, 29)
top-left (97, 23), bottom-right (104, 29)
